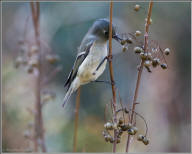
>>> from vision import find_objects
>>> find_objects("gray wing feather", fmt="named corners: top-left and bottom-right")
top-left (64, 39), bottom-right (94, 89)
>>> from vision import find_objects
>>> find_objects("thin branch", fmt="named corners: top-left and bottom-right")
top-left (108, 1), bottom-right (118, 152)
top-left (73, 88), bottom-right (81, 152)
top-left (125, 1), bottom-right (153, 152)
top-left (30, 2), bottom-right (46, 152)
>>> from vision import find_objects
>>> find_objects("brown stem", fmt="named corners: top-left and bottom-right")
top-left (108, 1), bottom-right (118, 152)
top-left (30, 2), bottom-right (46, 152)
top-left (73, 88), bottom-right (81, 152)
top-left (125, 1), bottom-right (153, 152)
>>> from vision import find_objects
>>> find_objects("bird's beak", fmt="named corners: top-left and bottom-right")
top-left (112, 34), bottom-right (123, 43)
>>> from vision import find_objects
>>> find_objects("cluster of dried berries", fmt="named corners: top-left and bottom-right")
top-left (102, 106), bottom-right (150, 146)
top-left (15, 42), bottom-right (60, 74)
top-left (120, 36), bottom-right (133, 52)
top-left (137, 134), bottom-right (149, 145)
top-left (133, 45), bottom-right (170, 72)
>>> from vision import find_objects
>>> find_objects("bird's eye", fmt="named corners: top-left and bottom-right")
top-left (104, 31), bottom-right (109, 36)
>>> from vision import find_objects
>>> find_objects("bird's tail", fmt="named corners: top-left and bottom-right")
top-left (62, 77), bottom-right (80, 108)
top-left (62, 86), bottom-right (74, 108)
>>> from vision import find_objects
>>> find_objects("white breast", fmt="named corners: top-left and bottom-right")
top-left (77, 41), bottom-right (108, 84)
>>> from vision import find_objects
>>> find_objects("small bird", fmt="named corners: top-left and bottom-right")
top-left (63, 18), bottom-right (122, 107)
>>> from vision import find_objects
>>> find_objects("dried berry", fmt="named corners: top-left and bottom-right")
top-left (140, 52), bottom-right (147, 60)
top-left (127, 123), bottom-right (132, 129)
top-left (109, 137), bottom-right (114, 143)
top-left (135, 30), bottom-right (142, 36)
top-left (105, 135), bottom-right (111, 142)
top-left (142, 137), bottom-right (149, 145)
top-left (128, 128), bottom-right (135, 135)
top-left (46, 54), bottom-right (59, 64)
top-left (29, 59), bottom-right (39, 68)
top-left (134, 47), bottom-right (143, 54)
top-left (144, 60), bottom-right (152, 67)
top-left (15, 56), bottom-right (25, 68)
top-left (147, 52), bottom-right (152, 60)
top-left (122, 46), bottom-right (128, 52)
top-left (137, 134), bottom-right (145, 141)
top-left (117, 129), bottom-right (123, 137)
top-left (117, 137), bottom-right (121, 144)
top-left (118, 117), bottom-right (124, 125)
top-left (160, 63), bottom-right (167, 69)
top-left (121, 124), bottom-right (129, 131)
top-left (132, 126), bottom-right (138, 134)
top-left (104, 122), bottom-right (114, 130)
top-left (134, 4), bottom-right (140, 12)
top-left (164, 48), bottom-right (170, 55)
top-left (120, 39), bottom-right (126, 45)
top-left (27, 65), bottom-right (34, 74)
top-left (152, 58), bottom-right (160, 67)
top-left (126, 38), bottom-right (133, 44)
top-left (29, 45), bottom-right (38, 55)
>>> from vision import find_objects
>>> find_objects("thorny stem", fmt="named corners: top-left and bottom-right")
top-left (125, 1), bottom-right (153, 152)
top-left (30, 2), bottom-right (46, 152)
top-left (73, 88), bottom-right (81, 152)
top-left (108, 1), bottom-right (118, 152)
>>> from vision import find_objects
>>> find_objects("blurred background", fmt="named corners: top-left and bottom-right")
top-left (2, 2), bottom-right (191, 152)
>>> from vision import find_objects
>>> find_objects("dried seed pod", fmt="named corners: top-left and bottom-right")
top-left (142, 137), bottom-right (149, 145)
top-left (137, 134), bottom-right (145, 141)
top-left (147, 52), bottom-right (152, 60)
top-left (109, 137), bottom-right (114, 143)
top-left (126, 38), bottom-right (133, 44)
top-left (117, 137), bottom-right (121, 144)
top-left (134, 4), bottom-right (140, 12)
top-left (15, 57), bottom-right (23, 68)
top-left (102, 131), bottom-right (107, 137)
top-left (144, 60), bottom-right (152, 67)
top-left (134, 47), bottom-right (143, 54)
top-left (29, 45), bottom-right (38, 56)
top-left (140, 52), bottom-right (147, 60)
top-left (164, 48), bottom-right (170, 55)
top-left (127, 123), bottom-right (132, 129)
top-left (118, 117), bottom-right (124, 125)
top-left (128, 128), bottom-right (135, 135)
top-left (120, 39), bottom-right (126, 45)
top-left (152, 58), bottom-right (160, 67)
top-left (122, 46), bottom-right (128, 52)
top-left (46, 54), bottom-right (60, 64)
top-left (117, 129), bottom-right (123, 137)
top-left (160, 63), bottom-right (167, 69)
top-left (105, 135), bottom-right (111, 142)
top-left (29, 58), bottom-right (39, 68)
top-left (104, 122), bottom-right (114, 130)
top-left (145, 18), bottom-right (152, 24)
top-left (135, 30), bottom-right (142, 36)
top-left (132, 126), bottom-right (138, 134)
top-left (121, 124), bottom-right (129, 131)
top-left (27, 65), bottom-right (34, 74)
top-left (113, 123), bottom-right (118, 130)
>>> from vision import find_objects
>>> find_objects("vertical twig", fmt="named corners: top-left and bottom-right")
top-left (108, 1), bottom-right (118, 152)
top-left (125, 1), bottom-right (153, 152)
top-left (30, 2), bottom-right (46, 152)
top-left (73, 88), bottom-right (81, 152)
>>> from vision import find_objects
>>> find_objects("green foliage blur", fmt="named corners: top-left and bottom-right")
top-left (2, 2), bottom-right (191, 152)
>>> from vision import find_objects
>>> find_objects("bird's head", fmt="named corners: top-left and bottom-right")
top-left (90, 18), bottom-right (122, 42)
